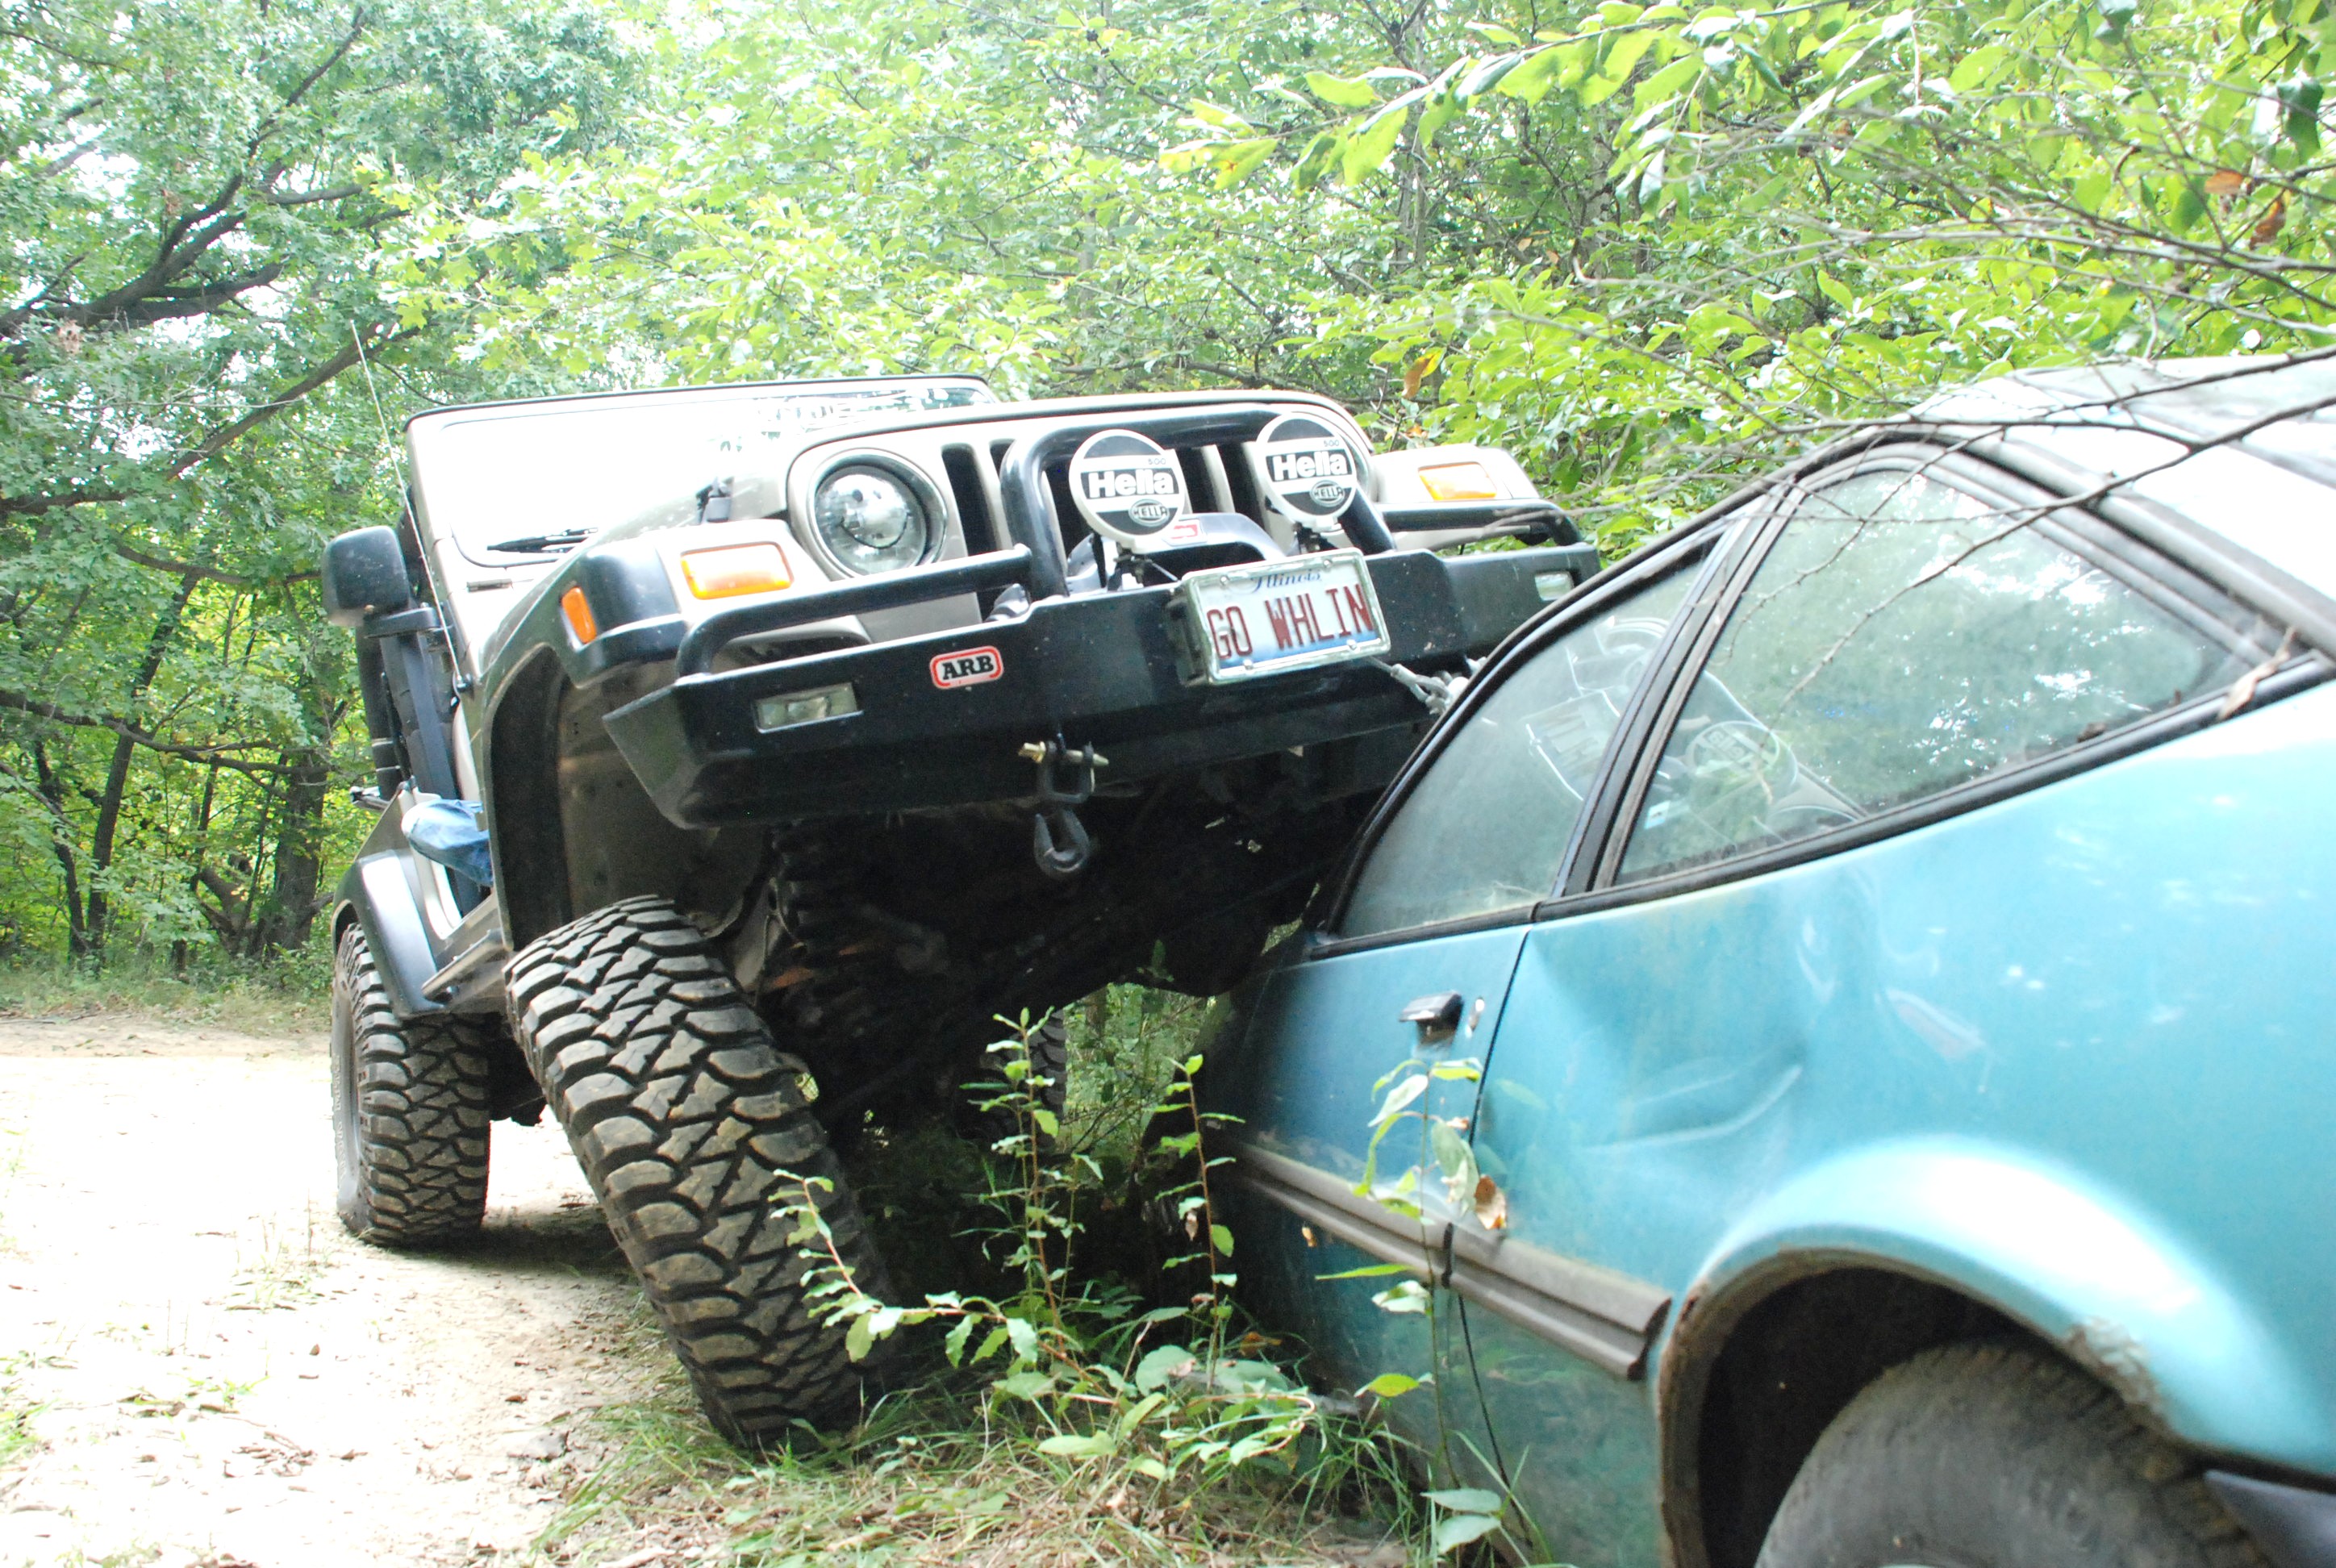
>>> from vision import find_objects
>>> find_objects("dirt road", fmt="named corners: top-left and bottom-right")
top-left (0, 1012), bottom-right (656, 1568)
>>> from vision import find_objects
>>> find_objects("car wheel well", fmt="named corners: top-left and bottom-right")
top-left (486, 649), bottom-right (571, 949)
top-left (1672, 1264), bottom-right (2021, 1568)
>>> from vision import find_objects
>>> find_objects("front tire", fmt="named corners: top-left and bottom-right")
top-left (329, 924), bottom-right (493, 1244)
top-left (1757, 1338), bottom-right (2268, 1568)
top-left (505, 896), bottom-right (888, 1442)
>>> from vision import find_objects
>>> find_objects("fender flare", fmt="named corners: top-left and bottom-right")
top-left (332, 838), bottom-right (444, 1022)
top-left (1655, 1136), bottom-right (2335, 1552)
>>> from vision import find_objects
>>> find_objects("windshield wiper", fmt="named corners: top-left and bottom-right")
top-left (486, 528), bottom-right (592, 555)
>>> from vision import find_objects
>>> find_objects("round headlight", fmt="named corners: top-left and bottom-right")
top-left (812, 465), bottom-right (932, 573)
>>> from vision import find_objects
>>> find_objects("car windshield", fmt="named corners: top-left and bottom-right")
top-left (410, 378), bottom-right (992, 566)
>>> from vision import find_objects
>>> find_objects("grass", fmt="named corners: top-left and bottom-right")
top-left (0, 1352), bottom-right (45, 1473)
top-left (0, 951), bottom-right (329, 1039)
top-left (537, 1372), bottom-right (1425, 1566)
top-left (224, 1205), bottom-right (331, 1313)
top-left (529, 986), bottom-right (1445, 1567)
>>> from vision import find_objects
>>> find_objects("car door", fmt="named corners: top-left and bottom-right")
top-left (1459, 450), bottom-right (2284, 1568)
top-left (1212, 532), bottom-right (1732, 1477)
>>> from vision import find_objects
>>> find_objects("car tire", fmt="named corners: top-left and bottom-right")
top-left (1756, 1337), bottom-right (2268, 1568)
top-left (329, 924), bottom-right (493, 1245)
top-left (505, 895), bottom-right (889, 1442)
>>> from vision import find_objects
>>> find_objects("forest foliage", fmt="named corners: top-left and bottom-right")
top-left (4, 0), bottom-right (2330, 963)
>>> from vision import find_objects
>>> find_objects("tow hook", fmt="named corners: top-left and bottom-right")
top-left (1020, 736), bottom-right (1108, 880)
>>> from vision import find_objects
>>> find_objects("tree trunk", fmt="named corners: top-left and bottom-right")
top-left (257, 744), bottom-right (332, 953)
top-left (86, 569), bottom-right (202, 954)
top-left (31, 739), bottom-right (89, 958)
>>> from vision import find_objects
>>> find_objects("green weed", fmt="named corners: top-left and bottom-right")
top-left (538, 996), bottom-right (1438, 1566)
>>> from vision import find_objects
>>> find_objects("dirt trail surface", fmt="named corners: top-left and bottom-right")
top-left (0, 1012), bottom-right (657, 1567)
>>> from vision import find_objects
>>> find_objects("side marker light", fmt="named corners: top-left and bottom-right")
top-left (560, 586), bottom-right (599, 644)
top-left (682, 541), bottom-right (793, 599)
top-left (1419, 461), bottom-right (1503, 502)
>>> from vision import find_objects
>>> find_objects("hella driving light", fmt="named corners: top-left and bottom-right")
top-left (812, 462), bottom-right (933, 573)
top-left (753, 682), bottom-right (859, 732)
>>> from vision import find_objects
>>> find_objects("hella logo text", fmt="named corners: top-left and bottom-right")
top-left (1080, 463), bottom-right (1180, 502)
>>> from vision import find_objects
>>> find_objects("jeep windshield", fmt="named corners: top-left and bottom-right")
top-left (407, 377), bottom-right (993, 569)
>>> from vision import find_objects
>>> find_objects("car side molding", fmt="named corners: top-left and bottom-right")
top-left (1228, 1140), bottom-right (1671, 1380)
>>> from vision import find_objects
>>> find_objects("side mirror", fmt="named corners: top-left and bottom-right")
top-left (322, 527), bottom-right (415, 629)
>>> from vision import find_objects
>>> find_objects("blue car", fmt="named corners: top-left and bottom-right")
top-left (1204, 357), bottom-right (2336, 1568)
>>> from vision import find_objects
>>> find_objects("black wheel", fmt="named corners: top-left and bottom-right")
top-left (505, 895), bottom-right (889, 1442)
top-left (957, 1011), bottom-right (1069, 1153)
top-left (328, 924), bottom-right (493, 1244)
top-left (1756, 1338), bottom-right (2269, 1568)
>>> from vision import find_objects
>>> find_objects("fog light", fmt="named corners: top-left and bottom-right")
top-left (1420, 461), bottom-right (1502, 502)
top-left (753, 682), bottom-right (858, 732)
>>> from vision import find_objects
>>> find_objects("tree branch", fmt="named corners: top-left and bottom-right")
top-left (111, 544), bottom-right (317, 586)
top-left (0, 688), bottom-right (294, 775)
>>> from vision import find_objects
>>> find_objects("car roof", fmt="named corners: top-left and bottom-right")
top-left (1907, 355), bottom-right (2336, 601)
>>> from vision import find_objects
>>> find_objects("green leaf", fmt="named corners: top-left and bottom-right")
top-left (1496, 45), bottom-right (1571, 103)
top-left (995, 1370), bottom-right (1054, 1400)
top-left (1341, 102), bottom-right (1411, 184)
top-left (1418, 90), bottom-right (1463, 148)
top-left (1603, 27), bottom-right (1663, 85)
top-left (1372, 1278), bottom-right (1433, 1315)
top-left (1358, 1372), bottom-right (1423, 1399)
top-left (1136, 1343), bottom-right (1197, 1391)
top-left (1209, 1223), bottom-right (1236, 1257)
top-left (1433, 1511), bottom-right (1504, 1553)
top-left (1368, 1074), bottom-right (1428, 1128)
top-left (1947, 44), bottom-right (2009, 93)
top-left (1459, 52), bottom-right (1523, 97)
top-left (2170, 177), bottom-right (2207, 232)
top-left (944, 1315), bottom-right (977, 1366)
top-left (1316, 1261), bottom-right (1416, 1279)
top-left (1037, 1432), bottom-right (1116, 1458)
top-left (845, 1313), bottom-right (875, 1362)
top-left (1633, 52), bottom-right (1705, 112)
top-left (1426, 1487), bottom-right (1504, 1512)
top-left (1004, 1316), bottom-right (1040, 1366)
top-left (1294, 129), bottom-right (1344, 189)
top-left (1307, 70), bottom-right (1379, 108)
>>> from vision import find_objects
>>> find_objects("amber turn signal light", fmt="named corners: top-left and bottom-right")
top-left (681, 541), bottom-right (792, 599)
top-left (559, 585), bottom-right (599, 644)
top-left (1418, 461), bottom-right (1502, 502)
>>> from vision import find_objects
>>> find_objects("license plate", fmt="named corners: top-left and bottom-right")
top-left (1171, 549), bottom-right (1391, 685)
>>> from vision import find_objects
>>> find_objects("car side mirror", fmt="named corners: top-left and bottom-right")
top-left (322, 527), bottom-right (415, 629)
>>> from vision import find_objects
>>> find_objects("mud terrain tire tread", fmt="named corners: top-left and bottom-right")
top-left (505, 895), bottom-right (886, 1441)
top-left (330, 924), bottom-right (493, 1245)
top-left (1756, 1337), bottom-right (2268, 1568)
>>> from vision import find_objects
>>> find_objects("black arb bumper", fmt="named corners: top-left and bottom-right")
top-left (603, 544), bottom-right (1587, 828)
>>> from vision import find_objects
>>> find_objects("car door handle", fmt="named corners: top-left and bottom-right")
top-left (1399, 990), bottom-right (1464, 1045)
